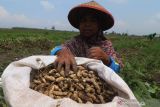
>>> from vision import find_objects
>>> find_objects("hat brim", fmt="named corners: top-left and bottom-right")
top-left (68, 5), bottom-right (114, 31)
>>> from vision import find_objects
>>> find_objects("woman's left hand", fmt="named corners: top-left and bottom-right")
top-left (88, 47), bottom-right (110, 65)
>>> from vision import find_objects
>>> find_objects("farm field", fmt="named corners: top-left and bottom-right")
top-left (0, 28), bottom-right (160, 107)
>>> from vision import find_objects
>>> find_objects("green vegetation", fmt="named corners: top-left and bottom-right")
top-left (0, 28), bottom-right (160, 107)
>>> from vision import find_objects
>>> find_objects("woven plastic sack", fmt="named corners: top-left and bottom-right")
top-left (1, 55), bottom-right (140, 107)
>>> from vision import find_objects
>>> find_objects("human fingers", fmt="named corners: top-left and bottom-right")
top-left (89, 46), bottom-right (99, 49)
top-left (54, 60), bottom-right (58, 68)
top-left (71, 58), bottom-right (77, 72)
top-left (57, 62), bottom-right (64, 71)
top-left (88, 52), bottom-right (97, 58)
top-left (64, 62), bottom-right (70, 76)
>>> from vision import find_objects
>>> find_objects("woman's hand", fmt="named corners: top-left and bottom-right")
top-left (88, 47), bottom-right (110, 65)
top-left (54, 47), bottom-right (77, 76)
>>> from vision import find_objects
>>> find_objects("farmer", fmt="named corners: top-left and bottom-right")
top-left (51, 1), bottom-right (123, 74)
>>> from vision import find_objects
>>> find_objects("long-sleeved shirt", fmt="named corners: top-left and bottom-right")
top-left (51, 35), bottom-right (123, 73)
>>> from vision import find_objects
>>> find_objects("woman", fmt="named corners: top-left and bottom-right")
top-left (51, 1), bottom-right (123, 75)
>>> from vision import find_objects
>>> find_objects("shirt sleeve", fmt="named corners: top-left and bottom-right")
top-left (50, 46), bottom-right (62, 55)
top-left (109, 56), bottom-right (120, 73)
top-left (103, 40), bottom-right (124, 72)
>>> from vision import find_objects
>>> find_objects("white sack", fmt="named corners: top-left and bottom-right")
top-left (1, 55), bottom-right (140, 107)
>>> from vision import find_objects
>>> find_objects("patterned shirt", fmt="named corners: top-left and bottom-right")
top-left (62, 35), bottom-right (124, 67)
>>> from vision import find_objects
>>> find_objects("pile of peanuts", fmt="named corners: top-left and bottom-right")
top-left (30, 64), bottom-right (118, 104)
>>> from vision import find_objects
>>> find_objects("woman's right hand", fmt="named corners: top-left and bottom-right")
top-left (54, 47), bottom-right (77, 76)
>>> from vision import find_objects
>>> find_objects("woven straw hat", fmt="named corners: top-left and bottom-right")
top-left (68, 1), bottom-right (114, 31)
